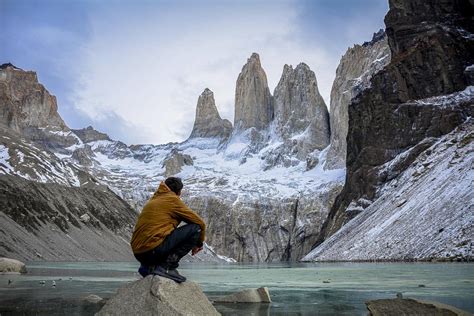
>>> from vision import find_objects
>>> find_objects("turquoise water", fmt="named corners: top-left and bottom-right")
top-left (1, 262), bottom-right (473, 315)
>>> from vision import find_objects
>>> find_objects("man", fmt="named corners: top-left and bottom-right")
top-left (131, 177), bottom-right (206, 283)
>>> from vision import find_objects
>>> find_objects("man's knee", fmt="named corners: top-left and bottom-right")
top-left (187, 223), bottom-right (201, 234)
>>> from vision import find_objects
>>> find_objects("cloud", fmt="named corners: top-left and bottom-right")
top-left (2, 0), bottom-right (388, 145)
top-left (71, 0), bottom-right (339, 145)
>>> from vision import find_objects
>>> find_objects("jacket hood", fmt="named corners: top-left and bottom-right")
top-left (153, 181), bottom-right (172, 197)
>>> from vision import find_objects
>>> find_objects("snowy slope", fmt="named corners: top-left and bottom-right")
top-left (302, 116), bottom-right (474, 262)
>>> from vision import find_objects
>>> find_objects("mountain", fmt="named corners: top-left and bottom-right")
top-left (305, 0), bottom-right (474, 261)
top-left (188, 88), bottom-right (232, 140)
top-left (0, 65), bottom-right (230, 262)
top-left (234, 53), bottom-right (273, 131)
top-left (325, 30), bottom-right (391, 170)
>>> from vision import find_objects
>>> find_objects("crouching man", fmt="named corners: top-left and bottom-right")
top-left (131, 177), bottom-right (206, 283)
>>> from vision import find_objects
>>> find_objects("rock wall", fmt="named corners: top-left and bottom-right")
top-left (234, 53), bottom-right (273, 131)
top-left (317, 0), bottom-right (474, 244)
top-left (325, 30), bottom-right (391, 170)
top-left (184, 183), bottom-right (342, 262)
top-left (189, 88), bottom-right (232, 139)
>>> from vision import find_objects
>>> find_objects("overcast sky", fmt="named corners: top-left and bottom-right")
top-left (1, 0), bottom-right (388, 145)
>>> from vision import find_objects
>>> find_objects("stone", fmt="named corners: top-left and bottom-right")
top-left (189, 88), bottom-right (233, 140)
top-left (162, 149), bottom-right (193, 177)
top-left (84, 294), bottom-right (104, 304)
top-left (273, 63), bottom-right (330, 151)
top-left (366, 298), bottom-right (471, 316)
top-left (96, 276), bottom-right (220, 316)
top-left (325, 30), bottom-right (390, 170)
top-left (234, 53), bottom-right (273, 131)
top-left (80, 213), bottom-right (91, 223)
top-left (317, 0), bottom-right (474, 243)
top-left (0, 258), bottom-right (27, 274)
top-left (213, 287), bottom-right (271, 303)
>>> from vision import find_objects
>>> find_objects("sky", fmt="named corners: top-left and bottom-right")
top-left (0, 0), bottom-right (388, 145)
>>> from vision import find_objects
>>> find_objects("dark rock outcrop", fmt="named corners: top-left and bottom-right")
top-left (162, 149), bottom-right (193, 177)
top-left (189, 88), bottom-right (232, 139)
top-left (234, 53), bottom-right (273, 131)
top-left (318, 0), bottom-right (474, 242)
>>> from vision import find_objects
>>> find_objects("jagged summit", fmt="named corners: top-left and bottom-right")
top-left (0, 63), bottom-right (22, 70)
top-left (234, 52), bottom-right (273, 131)
top-left (273, 62), bottom-right (329, 147)
top-left (188, 88), bottom-right (232, 139)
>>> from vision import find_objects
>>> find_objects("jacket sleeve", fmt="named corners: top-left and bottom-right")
top-left (174, 198), bottom-right (206, 245)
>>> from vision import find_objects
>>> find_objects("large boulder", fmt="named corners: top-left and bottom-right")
top-left (96, 276), bottom-right (220, 316)
top-left (213, 287), bottom-right (271, 303)
top-left (0, 257), bottom-right (27, 274)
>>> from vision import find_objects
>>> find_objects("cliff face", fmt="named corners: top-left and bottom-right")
top-left (189, 88), bottom-right (232, 140)
top-left (0, 63), bottom-right (67, 131)
top-left (234, 53), bottom-right (273, 131)
top-left (317, 0), bottom-right (474, 246)
top-left (325, 30), bottom-right (391, 170)
top-left (273, 63), bottom-right (330, 155)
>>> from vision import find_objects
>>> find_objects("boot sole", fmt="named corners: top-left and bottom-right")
top-left (153, 270), bottom-right (186, 283)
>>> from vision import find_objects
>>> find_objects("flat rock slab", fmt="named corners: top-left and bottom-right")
top-left (213, 287), bottom-right (271, 303)
top-left (0, 258), bottom-right (27, 274)
top-left (366, 298), bottom-right (471, 316)
top-left (96, 276), bottom-right (220, 316)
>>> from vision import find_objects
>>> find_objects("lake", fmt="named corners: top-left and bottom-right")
top-left (1, 262), bottom-right (473, 315)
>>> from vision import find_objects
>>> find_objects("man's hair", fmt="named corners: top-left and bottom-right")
top-left (165, 177), bottom-right (183, 195)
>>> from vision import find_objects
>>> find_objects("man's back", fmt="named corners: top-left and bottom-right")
top-left (131, 181), bottom-right (205, 254)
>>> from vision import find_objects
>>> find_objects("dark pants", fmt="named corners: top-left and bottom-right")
top-left (134, 223), bottom-right (201, 270)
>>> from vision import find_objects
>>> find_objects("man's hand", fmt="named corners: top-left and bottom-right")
top-left (192, 246), bottom-right (203, 256)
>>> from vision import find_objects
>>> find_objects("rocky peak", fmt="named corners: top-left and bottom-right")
top-left (0, 64), bottom-right (67, 132)
top-left (189, 88), bottom-right (232, 139)
top-left (325, 30), bottom-right (390, 170)
top-left (72, 126), bottom-right (111, 143)
top-left (234, 53), bottom-right (273, 131)
top-left (273, 62), bottom-right (329, 147)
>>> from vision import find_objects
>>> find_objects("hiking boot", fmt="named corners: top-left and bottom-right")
top-left (138, 264), bottom-right (152, 278)
top-left (152, 265), bottom-right (186, 283)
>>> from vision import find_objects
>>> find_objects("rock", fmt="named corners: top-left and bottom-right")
top-left (80, 213), bottom-right (91, 223)
top-left (96, 276), bottom-right (220, 316)
top-left (84, 294), bottom-right (103, 304)
top-left (0, 258), bottom-right (27, 274)
top-left (72, 126), bottom-right (111, 143)
top-left (72, 145), bottom-right (95, 166)
top-left (396, 293), bottom-right (403, 299)
top-left (189, 88), bottom-right (233, 140)
top-left (366, 298), bottom-right (471, 316)
top-left (325, 30), bottom-right (390, 170)
top-left (162, 149), bottom-right (193, 177)
top-left (317, 0), bottom-right (474, 244)
top-left (213, 287), bottom-right (271, 303)
top-left (234, 53), bottom-right (273, 131)
top-left (273, 63), bottom-right (330, 152)
top-left (464, 65), bottom-right (474, 86)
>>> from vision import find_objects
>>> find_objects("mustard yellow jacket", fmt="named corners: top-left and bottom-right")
top-left (131, 181), bottom-right (206, 254)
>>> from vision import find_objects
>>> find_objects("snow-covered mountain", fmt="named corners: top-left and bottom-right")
top-left (2, 0), bottom-right (471, 263)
